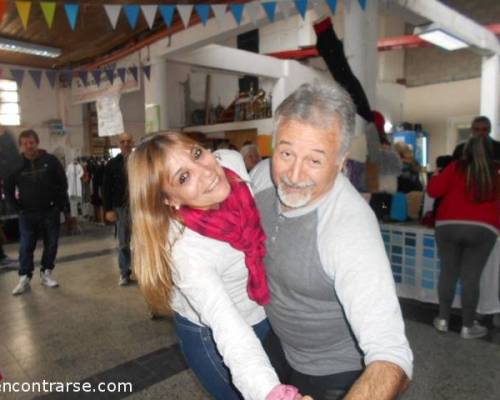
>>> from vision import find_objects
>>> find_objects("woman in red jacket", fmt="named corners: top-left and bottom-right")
top-left (427, 136), bottom-right (499, 339)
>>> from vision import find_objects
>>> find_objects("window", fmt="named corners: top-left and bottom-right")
top-left (0, 79), bottom-right (20, 126)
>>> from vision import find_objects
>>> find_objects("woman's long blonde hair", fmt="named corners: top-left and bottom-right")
top-left (128, 131), bottom-right (200, 314)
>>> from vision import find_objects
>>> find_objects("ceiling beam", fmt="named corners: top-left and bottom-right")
top-left (395, 0), bottom-right (500, 54)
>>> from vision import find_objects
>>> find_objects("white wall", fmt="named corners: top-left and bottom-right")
top-left (119, 83), bottom-right (145, 141)
top-left (404, 78), bottom-right (481, 168)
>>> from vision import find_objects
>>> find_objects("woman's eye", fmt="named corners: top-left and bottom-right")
top-left (179, 172), bottom-right (189, 185)
top-left (193, 147), bottom-right (202, 160)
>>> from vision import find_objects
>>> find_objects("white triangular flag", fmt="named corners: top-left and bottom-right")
top-left (344, 0), bottom-right (352, 13)
top-left (246, 2), bottom-right (260, 26)
top-left (141, 5), bottom-right (158, 29)
top-left (211, 4), bottom-right (227, 28)
top-left (177, 5), bottom-right (193, 28)
top-left (278, 0), bottom-right (293, 20)
top-left (311, 0), bottom-right (328, 18)
top-left (104, 4), bottom-right (121, 29)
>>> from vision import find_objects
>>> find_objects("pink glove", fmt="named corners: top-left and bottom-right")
top-left (266, 384), bottom-right (300, 400)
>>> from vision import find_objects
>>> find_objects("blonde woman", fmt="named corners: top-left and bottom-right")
top-left (128, 132), bottom-right (310, 400)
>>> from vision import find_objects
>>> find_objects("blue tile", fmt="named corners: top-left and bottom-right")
top-left (392, 255), bottom-right (402, 264)
top-left (422, 269), bottom-right (434, 280)
top-left (423, 236), bottom-right (435, 248)
top-left (422, 279), bottom-right (434, 289)
top-left (405, 247), bottom-right (416, 257)
top-left (392, 245), bottom-right (402, 254)
top-left (423, 258), bottom-right (436, 269)
top-left (423, 248), bottom-right (434, 258)
top-left (394, 275), bottom-right (402, 283)
top-left (404, 276), bottom-right (416, 286)
top-left (404, 268), bottom-right (415, 277)
top-left (405, 237), bottom-right (416, 246)
top-left (392, 265), bottom-right (402, 274)
top-left (406, 257), bottom-right (416, 267)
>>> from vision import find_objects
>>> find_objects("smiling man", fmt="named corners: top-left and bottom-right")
top-left (252, 83), bottom-right (413, 400)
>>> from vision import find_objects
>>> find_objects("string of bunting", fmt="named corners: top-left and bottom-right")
top-left (0, 64), bottom-right (152, 90)
top-left (0, 0), bottom-right (369, 32)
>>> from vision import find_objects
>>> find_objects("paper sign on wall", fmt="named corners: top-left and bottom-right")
top-left (97, 95), bottom-right (124, 137)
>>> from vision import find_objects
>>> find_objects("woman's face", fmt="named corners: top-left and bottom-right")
top-left (162, 144), bottom-right (230, 210)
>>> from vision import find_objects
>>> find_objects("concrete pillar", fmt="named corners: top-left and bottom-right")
top-left (480, 54), bottom-right (499, 140)
top-left (143, 56), bottom-right (169, 130)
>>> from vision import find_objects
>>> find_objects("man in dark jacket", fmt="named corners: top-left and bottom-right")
top-left (102, 132), bottom-right (133, 286)
top-left (5, 129), bottom-right (67, 295)
top-left (452, 116), bottom-right (500, 161)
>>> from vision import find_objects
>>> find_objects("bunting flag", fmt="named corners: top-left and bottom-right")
top-left (246, 2), bottom-right (260, 26)
top-left (278, 1), bottom-right (293, 20)
top-left (128, 66), bottom-right (138, 82)
top-left (262, 2), bottom-right (277, 23)
top-left (194, 4), bottom-right (210, 26)
top-left (311, 0), bottom-right (327, 18)
top-left (61, 70), bottom-right (72, 85)
top-left (28, 70), bottom-right (42, 88)
top-left (177, 5), bottom-right (193, 28)
top-left (294, 0), bottom-right (308, 19)
top-left (117, 67), bottom-right (127, 84)
top-left (10, 69), bottom-right (25, 88)
top-left (344, 0), bottom-right (351, 13)
top-left (45, 70), bottom-right (57, 88)
top-left (123, 4), bottom-right (140, 29)
top-left (229, 4), bottom-right (244, 25)
top-left (324, 0), bottom-right (337, 14)
top-left (40, 2), bottom-right (56, 28)
top-left (158, 4), bottom-right (174, 28)
top-left (0, 0), bottom-right (7, 24)
top-left (64, 4), bottom-right (79, 31)
top-left (211, 4), bottom-right (227, 28)
top-left (105, 68), bottom-right (115, 85)
top-left (141, 5), bottom-right (157, 29)
top-left (359, 0), bottom-right (367, 10)
top-left (91, 70), bottom-right (102, 87)
top-left (142, 65), bottom-right (151, 81)
top-left (78, 70), bottom-right (88, 86)
top-left (15, 1), bottom-right (31, 29)
top-left (104, 4), bottom-right (121, 29)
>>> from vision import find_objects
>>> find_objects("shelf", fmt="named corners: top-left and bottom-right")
top-left (182, 118), bottom-right (273, 135)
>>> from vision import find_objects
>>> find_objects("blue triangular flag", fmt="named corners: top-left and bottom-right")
top-left (123, 4), bottom-right (140, 29)
top-left (294, 0), bottom-right (308, 19)
top-left (358, 0), bottom-right (367, 10)
top-left (117, 67), bottom-right (127, 83)
top-left (194, 4), bottom-right (210, 26)
top-left (128, 66), bottom-right (138, 82)
top-left (262, 2), bottom-right (277, 22)
top-left (28, 70), bottom-right (42, 89)
top-left (142, 65), bottom-right (151, 81)
top-left (78, 70), bottom-right (88, 86)
top-left (10, 69), bottom-right (25, 88)
top-left (62, 70), bottom-right (73, 86)
top-left (229, 4), bottom-right (244, 25)
top-left (64, 4), bottom-right (79, 31)
top-left (105, 68), bottom-right (115, 85)
top-left (45, 70), bottom-right (57, 88)
top-left (91, 70), bottom-right (102, 87)
top-left (325, 0), bottom-right (337, 14)
top-left (159, 5), bottom-right (175, 27)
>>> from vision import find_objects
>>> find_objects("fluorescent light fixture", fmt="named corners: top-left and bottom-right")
top-left (415, 24), bottom-right (469, 51)
top-left (0, 37), bottom-right (61, 58)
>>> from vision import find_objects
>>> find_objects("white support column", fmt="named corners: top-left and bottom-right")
top-left (480, 55), bottom-right (500, 140)
top-left (143, 56), bottom-right (169, 130)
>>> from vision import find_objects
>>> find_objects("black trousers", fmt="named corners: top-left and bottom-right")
top-left (263, 329), bottom-right (362, 400)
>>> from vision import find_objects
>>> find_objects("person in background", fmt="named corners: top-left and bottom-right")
top-left (452, 116), bottom-right (500, 162)
top-left (428, 136), bottom-right (499, 339)
top-left (127, 132), bottom-right (311, 400)
top-left (240, 142), bottom-right (262, 172)
top-left (4, 130), bottom-right (67, 295)
top-left (252, 82), bottom-right (413, 400)
top-left (394, 142), bottom-right (423, 193)
top-left (102, 132), bottom-right (134, 286)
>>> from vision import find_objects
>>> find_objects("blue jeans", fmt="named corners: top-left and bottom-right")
top-left (115, 207), bottom-right (131, 277)
top-left (18, 207), bottom-right (60, 278)
top-left (174, 313), bottom-right (271, 400)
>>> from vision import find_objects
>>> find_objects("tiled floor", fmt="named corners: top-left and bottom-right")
top-left (0, 224), bottom-right (499, 399)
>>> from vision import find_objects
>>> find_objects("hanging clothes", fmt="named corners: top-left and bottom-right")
top-left (66, 162), bottom-right (84, 198)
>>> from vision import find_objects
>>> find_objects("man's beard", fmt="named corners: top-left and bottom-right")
top-left (276, 176), bottom-right (315, 209)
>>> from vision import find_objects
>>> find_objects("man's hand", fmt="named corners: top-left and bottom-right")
top-left (105, 211), bottom-right (117, 223)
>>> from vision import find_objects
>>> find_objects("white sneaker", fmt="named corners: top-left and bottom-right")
top-left (41, 270), bottom-right (59, 288)
top-left (433, 317), bottom-right (449, 333)
top-left (12, 276), bottom-right (31, 295)
top-left (460, 321), bottom-right (488, 339)
top-left (119, 275), bottom-right (130, 286)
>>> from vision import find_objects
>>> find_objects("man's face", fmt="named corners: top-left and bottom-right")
top-left (272, 119), bottom-right (343, 211)
top-left (119, 134), bottom-right (134, 157)
top-left (20, 136), bottom-right (39, 160)
top-left (471, 121), bottom-right (490, 138)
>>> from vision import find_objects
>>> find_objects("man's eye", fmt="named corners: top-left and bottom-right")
top-left (193, 147), bottom-right (202, 159)
top-left (311, 159), bottom-right (321, 166)
top-left (179, 172), bottom-right (189, 185)
top-left (281, 151), bottom-right (291, 159)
